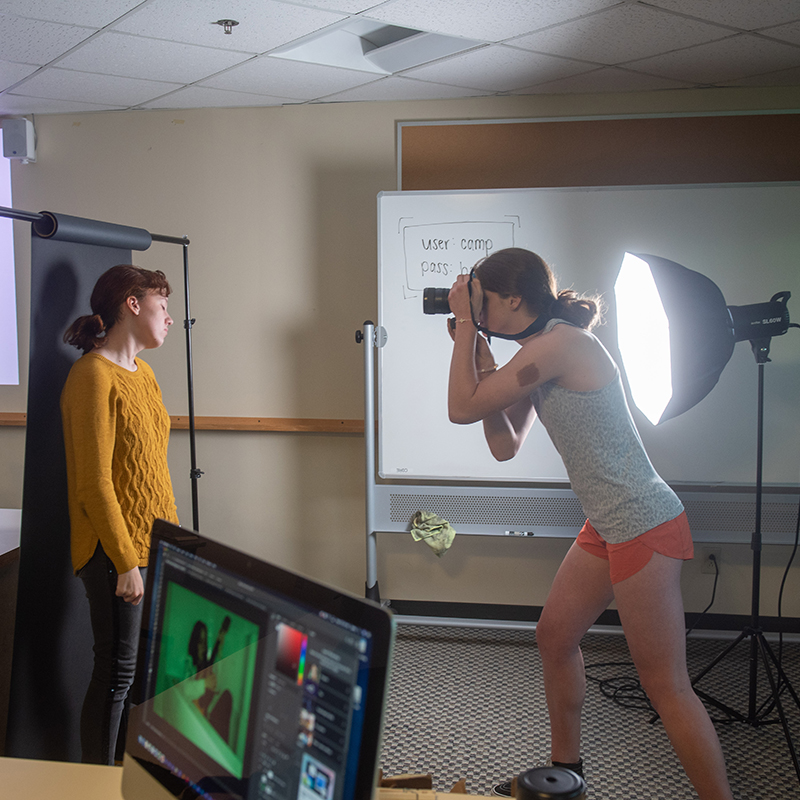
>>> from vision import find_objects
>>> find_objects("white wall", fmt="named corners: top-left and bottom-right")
top-left (1, 86), bottom-right (799, 618)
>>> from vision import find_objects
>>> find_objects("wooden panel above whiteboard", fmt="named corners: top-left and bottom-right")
top-left (399, 114), bottom-right (800, 190)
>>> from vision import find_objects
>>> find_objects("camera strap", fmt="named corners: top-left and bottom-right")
top-left (474, 314), bottom-right (551, 342)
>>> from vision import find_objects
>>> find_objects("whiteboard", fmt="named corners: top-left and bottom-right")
top-left (377, 185), bottom-right (800, 485)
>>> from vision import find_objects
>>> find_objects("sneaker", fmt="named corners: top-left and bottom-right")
top-left (491, 780), bottom-right (513, 797)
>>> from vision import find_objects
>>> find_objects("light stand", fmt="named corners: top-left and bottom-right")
top-left (615, 256), bottom-right (800, 784)
top-left (689, 333), bottom-right (800, 783)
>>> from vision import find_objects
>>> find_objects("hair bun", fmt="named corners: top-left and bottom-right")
top-left (87, 314), bottom-right (106, 337)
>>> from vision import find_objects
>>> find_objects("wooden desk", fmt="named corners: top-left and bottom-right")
top-left (0, 756), bottom-right (124, 800)
top-left (0, 757), bottom-right (495, 800)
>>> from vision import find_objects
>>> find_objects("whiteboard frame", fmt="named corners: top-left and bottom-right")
top-left (376, 183), bottom-right (800, 487)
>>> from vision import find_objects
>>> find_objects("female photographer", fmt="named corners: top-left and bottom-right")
top-left (446, 248), bottom-right (732, 800)
top-left (61, 265), bottom-right (179, 764)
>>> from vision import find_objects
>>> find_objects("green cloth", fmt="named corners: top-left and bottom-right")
top-left (410, 511), bottom-right (456, 557)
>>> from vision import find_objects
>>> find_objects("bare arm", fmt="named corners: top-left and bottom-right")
top-left (446, 276), bottom-right (550, 460)
top-left (447, 280), bottom-right (560, 416)
top-left (482, 396), bottom-right (538, 461)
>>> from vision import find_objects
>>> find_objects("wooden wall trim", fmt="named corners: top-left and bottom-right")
top-left (400, 113), bottom-right (800, 190)
top-left (170, 416), bottom-right (363, 433)
top-left (0, 411), bottom-right (363, 434)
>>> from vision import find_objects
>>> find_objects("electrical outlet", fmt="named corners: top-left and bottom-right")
top-left (701, 548), bottom-right (721, 574)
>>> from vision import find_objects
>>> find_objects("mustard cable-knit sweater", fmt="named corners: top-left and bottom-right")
top-left (61, 352), bottom-right (179, 574)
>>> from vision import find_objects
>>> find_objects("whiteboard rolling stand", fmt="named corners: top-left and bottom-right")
top-left (356, 320), bottom-right (385, 603)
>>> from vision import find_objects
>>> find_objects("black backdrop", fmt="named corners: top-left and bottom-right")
top-left (7, 216), bottom-right (151, 761)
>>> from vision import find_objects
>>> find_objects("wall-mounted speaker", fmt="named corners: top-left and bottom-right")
top-left (2, 118), bottom-right (36, 162)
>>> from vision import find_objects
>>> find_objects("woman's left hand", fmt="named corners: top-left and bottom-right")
top-left (116, 565), bottom-right (144, 605)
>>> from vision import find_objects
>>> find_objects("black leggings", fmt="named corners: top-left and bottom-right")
top-left (78, 542), bottom-right (146, 764)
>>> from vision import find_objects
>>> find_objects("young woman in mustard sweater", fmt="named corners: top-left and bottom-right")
top-left (61, 264), bottom-right (179, 764)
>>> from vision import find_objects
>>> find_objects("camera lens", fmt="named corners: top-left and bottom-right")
top-left (423, 287), bottom-right (452, 315)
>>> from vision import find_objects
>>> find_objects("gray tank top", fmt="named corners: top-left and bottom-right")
top-left (530, 319), bottom-right (684, 544)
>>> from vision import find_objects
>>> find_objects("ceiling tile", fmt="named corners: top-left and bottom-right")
top-left (112, 0), bottom-right (346, 53)
top-left (56, 31), bottom-right (254, 84)
top-left (0, 60), bottom-right (39, 93)
top-left (0, 93), bottom-right (119, 115)
top-left (401, 44), bottom-right (595, 91)
top-left (515, 65), bottom-right (692, 94)
top-left (511, 4), bottom-right (730, 64)
top-left (648, 0), bottom-right (800, 31)
top-left (11, 67), bottom-right (182, 106)
top-left (200, 55), bottom-right (380, 100)
top-left (761, 19), bottom-right (800, 45)
top-left (0, 13), bottom-right (96, 65)
top-left (291, 0), bottom-right (381, 10)
top-left (140, 85), bottom-right (292, 108)
top-left (363, 0), bottom-right (621, 43)
top-left (0, 0), bottom-right (143, 27)
top-left (320, 75), bottom-right (486, 102)
top-left (720, 63), bottom-right (800, 87)
top-left (627, 32), bottom-right (800, 84)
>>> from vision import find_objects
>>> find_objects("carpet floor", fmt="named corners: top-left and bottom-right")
top-left (379, 624), bottom-right (800, 799)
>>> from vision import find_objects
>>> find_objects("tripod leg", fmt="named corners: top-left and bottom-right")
top-left (684, 630), bottom-right (751, 722)
top-left (759, 637), bottom-right (800, 713)
top-left (691, 629), bottom-right (749, 686)
top-left (755, 634), bottom-right (800, 784)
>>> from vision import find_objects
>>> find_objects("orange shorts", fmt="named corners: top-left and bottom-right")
top-left (576, 511), bottom-right (694, 585)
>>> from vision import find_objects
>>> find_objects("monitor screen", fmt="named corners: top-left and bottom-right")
top-left (122, 521), bottom-right (395, 800)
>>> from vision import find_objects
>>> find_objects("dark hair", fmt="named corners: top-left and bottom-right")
top-left (474, 248), bottom-right (603, 330)
top-left (63, 265), bottom-right (172, 354)
top-left (189, 621), bottom-right (208, 671)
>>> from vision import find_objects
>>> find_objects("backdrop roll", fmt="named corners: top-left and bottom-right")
top-left (6, 219), bottom-right (151, 761)
top-left (32, 211), bottom-right (152, 251)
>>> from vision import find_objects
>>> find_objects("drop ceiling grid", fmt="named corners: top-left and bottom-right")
top-left (0, 0), bottom-right (799, 114)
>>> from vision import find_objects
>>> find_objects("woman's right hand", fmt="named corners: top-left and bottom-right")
top-left (447, 273), bottom-right (475, 322)
top-left (116, 565), bottom-right (144, 605)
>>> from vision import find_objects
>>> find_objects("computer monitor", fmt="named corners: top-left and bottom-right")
top-left (122, 520), bottom-right (395, 800)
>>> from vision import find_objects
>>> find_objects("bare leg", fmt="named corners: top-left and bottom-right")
top-left (535, 542), bottom-right (615, 763)
top-left (614, 552), bottom-right (733, 800)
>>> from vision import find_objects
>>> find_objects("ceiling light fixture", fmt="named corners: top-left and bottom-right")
top-left (270, 19), bottom-right (482, 75)
top-left (213, 19), bottom-right (239, 35)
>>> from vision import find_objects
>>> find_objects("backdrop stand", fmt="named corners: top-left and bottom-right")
top-left (1, 207), bottom-right (201, 529)
top-left (152, 232), bottom-right (201, 531)
top-left (1, 205), bottom-right (202, 759)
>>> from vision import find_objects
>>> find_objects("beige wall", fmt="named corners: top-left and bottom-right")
top-left (2, 86), bottom-right (799, 618)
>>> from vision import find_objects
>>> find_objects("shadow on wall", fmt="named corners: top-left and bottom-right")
top-left (289, 165), bottom-right (391, 591)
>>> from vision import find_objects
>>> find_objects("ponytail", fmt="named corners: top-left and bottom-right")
top-left (551, 289), bottom-right (603, 331)
top-left (63, 313), bottom-right (108, 355)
